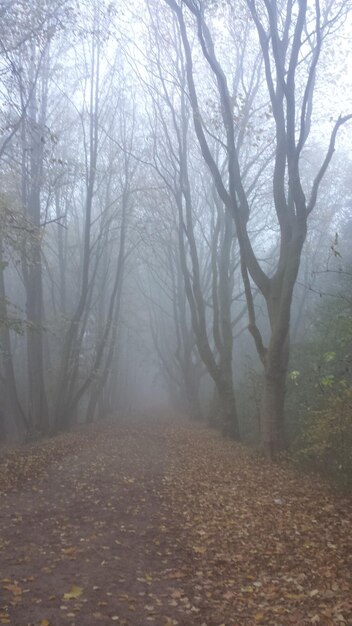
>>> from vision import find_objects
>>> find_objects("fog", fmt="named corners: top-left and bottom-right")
top-left (0, 0), bottom-right (351, 465)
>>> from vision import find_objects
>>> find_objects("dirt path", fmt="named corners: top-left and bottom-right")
top-left (0, 418), bottom-right (351, 626)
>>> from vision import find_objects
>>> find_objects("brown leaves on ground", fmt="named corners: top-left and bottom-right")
top-left (0, 430), bottom-right (88, 492)
top-left (0, 418), bottom-right (351, 625)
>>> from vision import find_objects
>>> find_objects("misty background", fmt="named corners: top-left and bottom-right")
top-left (0, 0), bottom-right (351, 482)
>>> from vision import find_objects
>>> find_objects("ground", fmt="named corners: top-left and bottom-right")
top-left (0, 416), bottom-right (351, 626)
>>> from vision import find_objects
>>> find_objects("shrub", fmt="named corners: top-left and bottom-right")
top-left (297, 384), bottom-right (352, 489)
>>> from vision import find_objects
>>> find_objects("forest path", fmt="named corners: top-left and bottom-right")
top-left (0, 418), bottom-right (351, 626)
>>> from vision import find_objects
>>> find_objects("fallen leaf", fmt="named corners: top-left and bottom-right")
top-left (63, 585), bottom-right (83, 600)
top-left (223, 591), bottom-right (234, 600)
top-left (4, 583), bottom-right (22, 595)
top-left (167, 571), bottom-right (185, 579)
top-left (192, 546), bottom-right (206, 554)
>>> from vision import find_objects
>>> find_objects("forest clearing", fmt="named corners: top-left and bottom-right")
top-left (0, 417), bottom-right (351, 626)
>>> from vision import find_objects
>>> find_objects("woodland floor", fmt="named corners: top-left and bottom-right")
top-left (0, 417), bottom-right (351, 626)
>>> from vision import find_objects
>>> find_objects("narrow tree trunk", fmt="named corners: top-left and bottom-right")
top-left (26, 249), bottom-right (49, 433)
top-left (86, 380), bottom-right (100, 424)
top-left (21, 45), bottom-right (50, 434)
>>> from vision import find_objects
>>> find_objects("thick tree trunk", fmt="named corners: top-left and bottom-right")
top-left (207, 378), bottom-right (239, 438)
top-left (218, 379), bottom-right (240, 439)
top-left (260, 267), bottom-right (295, 458)
top-left (260, 368), bottom-right (287, 458)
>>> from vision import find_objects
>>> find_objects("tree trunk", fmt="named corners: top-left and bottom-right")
top-left (261, 367), bottom-right (287, 458)
top-left (21, 69), bottom-right (50, 434)
top-left (207, 379), bottom-right (239, 438)
top-left (86, 380), bottom-right (100, 424)
top-left (218, 378), bottom-right (240, 439)
top-left (26, 248), bottom-right (49, 433)
top-left (0, 242), bottom-right (28, 435)
top-left (260, 269), bottom-right (293, 458)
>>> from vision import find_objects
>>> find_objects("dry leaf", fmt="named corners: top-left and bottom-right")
top-left (192, 546), bottom-right (206, 554)
top-left (63, 585), bottom-right (83, 600)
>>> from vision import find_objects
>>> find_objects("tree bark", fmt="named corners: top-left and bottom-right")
top-left (261, 365), bottom-right (287, 457)
top-left (21, 46), bottom-right (50, 433)
top-left (0, 242), bottom-right (28, 435)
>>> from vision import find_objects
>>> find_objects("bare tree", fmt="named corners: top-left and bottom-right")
top-left (163, 0), bottom-right (352, 456)
top-left (140, 13), bottom-right (243, 435)
top-left (142, 206), bottom-right (204, 420)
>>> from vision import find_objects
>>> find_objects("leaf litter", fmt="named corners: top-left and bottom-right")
top-left (0, 418), bottom-right (351, 625)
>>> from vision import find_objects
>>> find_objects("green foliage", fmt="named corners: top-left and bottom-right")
top-left (287, 269), bottom-right (352, 487)
top-left (322, 350), bottom-right (336, 363)
top-left (319, 374), bottom-right (335, 389)
top-left (288, 370), bottom-right (300, 385)
top-left (296, 384), bottom-right (352, 489)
